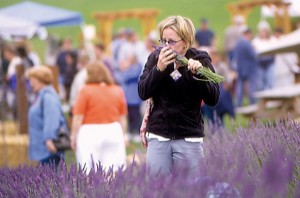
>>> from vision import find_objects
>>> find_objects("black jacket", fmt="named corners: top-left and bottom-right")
top-left (138, 48), bottom-right (220, 139)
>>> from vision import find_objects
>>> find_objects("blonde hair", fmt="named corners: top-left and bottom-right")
top-left (85, 62), bottom-right (114, 85)
top-left (158, 15), bottom-right (195, 49)
top-left (27, 66), bottom-right (53, 85)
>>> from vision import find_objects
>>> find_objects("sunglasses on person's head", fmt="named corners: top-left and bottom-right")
top-left (159, 38), bottom-right (182, 46)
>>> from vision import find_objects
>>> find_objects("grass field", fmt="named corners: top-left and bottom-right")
top-left (0, 0), bottom-right (262, 52)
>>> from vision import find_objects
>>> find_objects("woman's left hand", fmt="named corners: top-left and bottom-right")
top-left (187, 59), bottom-right (203, 74)
top-left (46, 140), bottom-right (57, 153)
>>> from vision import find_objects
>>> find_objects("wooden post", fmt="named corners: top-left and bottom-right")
top-left (98, 18), bottom-right (113, 51)
top-left (140, 16), bottom-right (157, 38)
top-left (16, 65), bottom-right (28, 134)
top-left (282, 4), bottom-right (292, 33)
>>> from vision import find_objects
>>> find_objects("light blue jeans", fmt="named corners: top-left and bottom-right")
top-left (146, 138), bottom-right (204, 177)
top-left (235, 74), bottom-right (257, 107)
top-left (256, 64), bottom-right (275, 91)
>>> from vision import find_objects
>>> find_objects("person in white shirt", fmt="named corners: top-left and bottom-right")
top-left (252, 21), bottom-right (276, 90)
top-left (68, 52), bottom-right (90, 110)
top-left (273, 28), bottom-right (300, 87)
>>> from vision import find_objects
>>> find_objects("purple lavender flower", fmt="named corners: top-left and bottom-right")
top-left (0, 118), bottom-right (299, 197)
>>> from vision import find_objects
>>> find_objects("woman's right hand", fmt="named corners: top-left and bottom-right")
top-left (157, 46), bottom-right (176, 71)
top-left (46, 140), bottom-right (57, 153)
top-left (140, 131), bottom-right (148, 148)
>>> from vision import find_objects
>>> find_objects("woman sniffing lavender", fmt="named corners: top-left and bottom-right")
top-left (138, 15), bottom-right (220, 176)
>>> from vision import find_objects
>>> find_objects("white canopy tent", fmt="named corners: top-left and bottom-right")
top-left (0, 14), bottom-right (47, 40)
top-left (0, 1), bottom-right (84, 40)
top-left (0, 1), bottom-right (84, 27)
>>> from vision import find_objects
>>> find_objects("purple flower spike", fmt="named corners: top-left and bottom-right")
top-left (152, 44), bottom-right (165, 58)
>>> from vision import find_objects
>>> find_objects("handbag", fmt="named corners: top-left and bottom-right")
top-left (53, 111), bottom-right (71, 152)
top-left (53, 129), bottom-right (71, 152)
top-left (41, 91), bottom-right (71, 152)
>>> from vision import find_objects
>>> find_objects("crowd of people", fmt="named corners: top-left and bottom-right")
top-left (0, 14), bottom-right (299, 175)
top-left (0, 26), bottom-right (159, 172)
top-left (194, 15), bottom-right (300, 125)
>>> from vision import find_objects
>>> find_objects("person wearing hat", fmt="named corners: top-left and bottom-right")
top-left (27, 66), bottom-right (66, 167)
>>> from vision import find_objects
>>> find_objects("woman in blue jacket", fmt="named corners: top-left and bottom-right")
top-left (27, 66), bottom-right (66, 166)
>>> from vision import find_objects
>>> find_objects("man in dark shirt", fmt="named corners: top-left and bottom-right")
top-left (195, 18), bottom-right (216, 52)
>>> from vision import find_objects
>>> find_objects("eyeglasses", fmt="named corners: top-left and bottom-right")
top-left (159, 38), bottom-right (182, 46)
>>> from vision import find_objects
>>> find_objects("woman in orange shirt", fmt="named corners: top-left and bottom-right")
top-left (71, 62), bottom-right (128, 173)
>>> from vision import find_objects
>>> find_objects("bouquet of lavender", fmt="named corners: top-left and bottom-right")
top-left (153, 45), bottom-right (225, 83)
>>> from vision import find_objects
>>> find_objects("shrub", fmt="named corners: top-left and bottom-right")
top-left (0, 118), bottom-right (299, 197)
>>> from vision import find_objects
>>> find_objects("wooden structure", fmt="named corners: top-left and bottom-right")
top-left (254, 84), bottom-right (300, 118)
top-left (236, 84), bottom-right (300, 119)
top-left (94, 9), bottom-right (160, 48)
top-left (257, 29), bottom-right (300, 56)
top-left (16, 65), bottom-right (28, 134)
top-left (257, 29), bottom-right (300, 82)
top-left (235, 101), bottom-right (281, 118)
top-left (227, 0), bottom-right (292, 33)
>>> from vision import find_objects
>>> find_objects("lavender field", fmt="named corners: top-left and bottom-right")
top-left (0, 118), bottom-right (299, 198)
